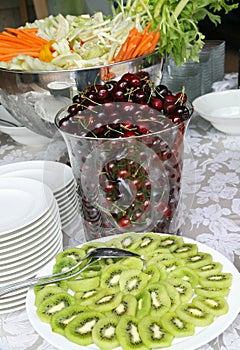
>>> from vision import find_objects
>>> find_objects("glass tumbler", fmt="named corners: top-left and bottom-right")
top-left (55, 102), bottom-right (192, 241)
top-left (161, 58), bottom-right (202, 102)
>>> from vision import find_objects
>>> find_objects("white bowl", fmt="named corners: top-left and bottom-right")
top-left (0, 106), bottom-right (50, 146)
top-left (193, 89), bottom-right (240, 135)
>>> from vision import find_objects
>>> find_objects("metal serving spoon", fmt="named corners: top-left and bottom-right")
top-left (0, 247), bottom-right (141, 297)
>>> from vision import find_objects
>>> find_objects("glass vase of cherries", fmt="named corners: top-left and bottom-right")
top-left (55, 70), bottom-right (193, 241)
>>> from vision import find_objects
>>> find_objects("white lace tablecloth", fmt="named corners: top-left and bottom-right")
top-left (0, 112), bottom-right (240, 350)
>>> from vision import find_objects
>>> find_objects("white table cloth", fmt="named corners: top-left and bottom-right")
top-left (0, 112), bottom-right (240, 350)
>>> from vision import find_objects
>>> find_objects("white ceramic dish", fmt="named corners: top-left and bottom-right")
top-left (0, 178), bottom-right (54, 235)
top-left (26, 234), bottom-right (240, 350)
top-left (0, 160), bottom-right (74, 193)
top-left (0, 105), bottom-right (50, 146)
top-left (193, 89), bottom-right (240, 135)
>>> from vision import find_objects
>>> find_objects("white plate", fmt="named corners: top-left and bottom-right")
top-left (0, 301), bottom-right (26, 315)
top-left (56, 190), bottom-right (78, 209)
top-left (26, 235), bottom-right (240, 350)
top-left (0, 200), bottom-right (60, 245)
top-left (0, 230), bottom-right (63, 275)
top-left (1, 227), bottom-right (62, 264)
top-left (0, 236), bottom-right (62, 286)
top-left (0, 197), bottom-right (59, 241)
top-left (0, 178), bottom-right (54, 235)
top-left (0, 161), bottom-right (74, 193)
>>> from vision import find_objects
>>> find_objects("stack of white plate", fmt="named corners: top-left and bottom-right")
top-left (0, 160), bottom-right (80, 230)
top-left (0, 177), bottom-right (63, 314)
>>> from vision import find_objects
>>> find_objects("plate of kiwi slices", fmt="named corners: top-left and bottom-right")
top-left (26, 232), bottom-right (240, 350)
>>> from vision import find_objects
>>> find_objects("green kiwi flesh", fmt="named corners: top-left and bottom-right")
top-left (34, 232), bottom-right (233, 349)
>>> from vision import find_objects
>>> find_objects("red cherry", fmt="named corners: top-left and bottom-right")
top-left (119, 216), bottom-right (131, 227)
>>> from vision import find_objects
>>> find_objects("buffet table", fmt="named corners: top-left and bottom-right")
top-left (0, 112), bottom-right (240, 350)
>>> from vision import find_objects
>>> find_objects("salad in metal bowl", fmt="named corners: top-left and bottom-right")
top-left (0, 0), bottom-right (238, 71)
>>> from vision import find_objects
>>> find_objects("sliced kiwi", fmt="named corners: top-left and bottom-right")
top-left (146, 260), bottom-right (167, 280)
top-left (116, 315), bottom-right (147, 350)
top-left (55, 247), bottom-right (85, 263)
top-left (167, 266), bottom-right (199, 287)
top-left (160, 258), bottom-right (183, 274)
top-left (118, 232), bottom-right (140, 250)
top-left (66, 276), bottom-right (100, 292)
top-left (100, 263), bottom-right (128, 290)
top-left (75, 289), bottom-right (99, 306)
top-left (161, 312), bottom-right (195, 337)
top-left (122, 256), bottom-right (144, 271)
top-left (176, 303), bottom-right (214, 327)
top-left (159, 280), bottom-right (181, 313)
top-left (196, 262), bottom-right (223, 277)
top-left (138, 315), bottom-right (174, 348)
top-left (119, 269), bottom-right (149, 296)
top-left (34, 281), bottom-right (65, 295)
top-left (199, 273), bottom-right (232, 289)
top-left (157, 235), bottom-right (184, 252)
top-left (50, 305), bottom-right (85, 335)
top-left (88, 288), bottom-right (123, 312)
top-left (131, 233), bottom-right (159, 254)
top-left (52, 257), bottom-right (78, 276)
top-left (167, 278), bottom-right (194, 303)
top-left (195, 286), bottom-right (230, 298)
top-left (146, 283), bottom-right (171, 317)
top-left (192, 295), bottom-right (229, 316)
top-left (34, 286), bottom-right (65, 307)
top-left (92, 316), bottom-right (120, 350)
top-left (37, 292), bottom-right (75, 323)
top-left (109, 294), bottom-right (137, 318)
top-left (143, 264), bottom-right (161, 283)
top-left (136, 291), bottom-right (151, 319)
top-left (184, 252), bottom-right (213, 269)
top-left (172, 243), bottom-right (198, 259)
top-left (65, 311), bottom-right (103, 346)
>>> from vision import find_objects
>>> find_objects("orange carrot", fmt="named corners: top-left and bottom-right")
top-left (0, 27), bottom-right (54, 62)
top-left (112, 23), bottom-right (160, 63)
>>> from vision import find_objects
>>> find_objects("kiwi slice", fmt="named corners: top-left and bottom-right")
top-left (173, 243), bottom-right (198, 259)
top-left (75, 289), bottom-right (99, 306)
top-left (195, 286), bottom-right (230, 298)
top-left (65, 311), bottom-right (103, 346)
top-left (146, 260), bottom-right (167, 280)
top-left (144, 264), bottom-right (161, 283)
top-left (157, 235), bottom-right (184, 252)
top-left (88, 288), bottom-right (123, 312)
top-left (199, 273), bottom-right (232, 289)
top-left (122, 256), bottom-right (144, 271)
top-left (52, 257), bottom-right (78, 276)
top-left (138, 315), bottom-right (174, 348)
top-left (176, 303), bottom-right (214, 327)
top-left (161, 312), bottom-right (195, 337)
top-left (159, 280), bottom-right (181, 313)
top-left (146, 283), bottom-right (171, 317)
top-left (192, 295), bottom-right (229, 316)
top-left (168, 266), bottom-right (199, 287)
top-left (185, 252), bottom-right (213, 269)
top-left (118, 232), bottom-right (140, 250)
top-left (160, 258), bottom-right (183, 274)
top-left (34, 286), bottom-right (65, 307)
top-left (92, 316), bottom-right (120, 350)
top-left (167, 278), bottom-right (194, 303)
top-left (34, 281), bottom-right (65, 295)
top-left (66, 276), bottom-right (100, 292)
top-left (50, 305), bottom-right (85, 335)
top-left (196, 262), bottom-right (223, 277)
top-left (55, 247), bottom-right (85, 263)
top-left (109, 294), bottom-right (137, 318)
top-left (37, 292), bottom-right (75, 323)
top-left (116, 315), bottom-right (147, 350)
top-left (131, 233), bottom-right (159, 254)
top-left (119, 269), bottom-right (149, 296)
top-left (136, 291), bottom-right (151, 319)
top-left (101, 263), bottom-right (128, 290)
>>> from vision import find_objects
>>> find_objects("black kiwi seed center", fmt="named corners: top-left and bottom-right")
top-left (100, 323), bottom-right (116, 340)
top-left (127, 321), bottom-right (142, 345)
top-left (149, 322), bottom-right (165, 340)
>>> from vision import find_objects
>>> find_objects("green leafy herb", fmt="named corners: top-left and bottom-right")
top-left (111, 0), bottom-right (238, 65)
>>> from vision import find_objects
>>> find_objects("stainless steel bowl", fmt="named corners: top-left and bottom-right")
top-left (0, 51), bottom-right (163, 138)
